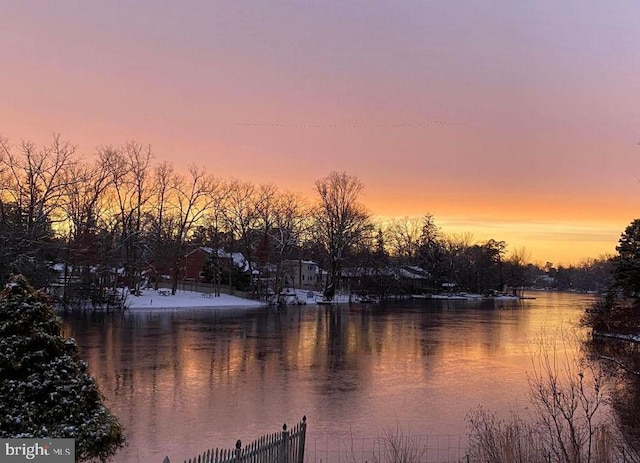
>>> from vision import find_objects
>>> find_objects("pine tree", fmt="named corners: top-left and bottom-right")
top-left (614, 218), bottom-right (640, 295)
top-left (0, 275), bottom-right (124, 462)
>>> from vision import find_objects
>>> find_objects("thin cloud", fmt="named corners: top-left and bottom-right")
top-left (233, 121), bottom-right (467, 128)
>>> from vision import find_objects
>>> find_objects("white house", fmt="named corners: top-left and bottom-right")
top-left (281, 260), bottom-right (324, 289)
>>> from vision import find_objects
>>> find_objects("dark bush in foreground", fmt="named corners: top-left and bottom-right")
top-left (0, 275), bottom-right (124, 462)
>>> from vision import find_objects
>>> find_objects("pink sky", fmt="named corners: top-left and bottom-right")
top-left (2, 1), bottom-right (639, 264)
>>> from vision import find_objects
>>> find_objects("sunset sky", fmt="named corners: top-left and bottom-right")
top-left (2, 1), bottom-right (639, 265)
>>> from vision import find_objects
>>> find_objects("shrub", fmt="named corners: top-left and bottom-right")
top-left (466, 329), bottom-right (628, 463)
top-left (0, 275), bottom-right (124, 461)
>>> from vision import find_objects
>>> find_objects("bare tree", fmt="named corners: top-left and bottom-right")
top-left (527, 331), bottom-right (616, 463)
top-left (254, 183), bottom-right (278, 269)
top-left (0, 134), bottom-right (77, 237)
top-left (165, 165), bottom-right (215, 294)
top-left (147, 161), bottom-right (175, 289)
top-left (100, 141), bottom-right (155, 293)
top-left (59, 158), bottom-right (113, 304)
top-left (197, 179), bottom-right (232, 296)
top-left (505, 246), bottom-right (531, 295)
top-left (224, 179), bottom-right (259, 289)
top-left (385, 216), bottom-right (423, 262)
top-left (0, 134), bottom-right (78, 284)
top-left (269, 190), bottom-right (309, 295)
top-left (62, 160), bottom-right (111, 244)
top-left (313, 172), bottom-right (372, 300)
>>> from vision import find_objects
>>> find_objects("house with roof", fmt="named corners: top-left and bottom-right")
top-left (281, 260), bottom-right (325, 290)
top-left (341, 265), bottom-right (431, 295)
top-left (182, 247), bottom-right (249, 282)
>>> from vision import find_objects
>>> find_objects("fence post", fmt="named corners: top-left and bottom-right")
top-left (280, 423), bottom-right (290, 463)
top-left (235, 439), bottom-right (242, 463)
top-left (297, 416), bottom-right (307, 463)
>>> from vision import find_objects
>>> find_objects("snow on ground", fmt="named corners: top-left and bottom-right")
top-left (279, 289), bottom-right (364, 305)
top-left (126, 289), bottom-right (267, 309)
top-left (594, 331), bottom-right (640, 343)
top-left (125, 288), bottom-right (364, 310)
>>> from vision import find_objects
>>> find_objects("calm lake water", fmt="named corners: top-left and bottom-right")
top-left (61, 291), bottom-right (595, 463)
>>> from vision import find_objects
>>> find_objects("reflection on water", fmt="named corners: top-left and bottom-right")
top-left (61, 291), bottom-right (594, 463)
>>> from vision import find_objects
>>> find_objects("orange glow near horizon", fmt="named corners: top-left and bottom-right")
top-left (368, 212), bottom-right (622, 266)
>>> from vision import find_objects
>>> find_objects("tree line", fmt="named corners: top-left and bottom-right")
top-left (0, 133), bottom-right (611, 305)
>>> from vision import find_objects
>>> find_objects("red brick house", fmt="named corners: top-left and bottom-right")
top-left (182, 247), bottom-right (247, 281)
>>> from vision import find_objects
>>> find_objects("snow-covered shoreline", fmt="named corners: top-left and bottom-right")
top-left (122, 288), bottom-right (371, 310)
top-left (593, 330), bottom-right (640, 343)
top-left (125, 289), bottom-right (267, 309)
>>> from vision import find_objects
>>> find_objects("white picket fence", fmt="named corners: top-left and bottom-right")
top-left (163, 417), bottom-right (307, 463)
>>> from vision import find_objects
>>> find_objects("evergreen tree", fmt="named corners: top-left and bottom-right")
top-left (0, 275), bottom-right (124, 462)
top-left (613, 218), bottom-right (640, 295)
